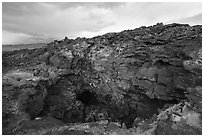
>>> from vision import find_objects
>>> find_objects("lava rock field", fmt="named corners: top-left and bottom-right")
top-left (2, 23), bottom-right (202, 135)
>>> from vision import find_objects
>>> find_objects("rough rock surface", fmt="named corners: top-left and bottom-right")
top-left (2, 23), bottom-right (202, 135)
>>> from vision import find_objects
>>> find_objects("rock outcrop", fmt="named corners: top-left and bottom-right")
top-left (2, 23), bottom-right (202, 135)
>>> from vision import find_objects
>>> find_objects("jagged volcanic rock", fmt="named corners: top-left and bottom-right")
top-left (2, 23), bottom-right (202, 135)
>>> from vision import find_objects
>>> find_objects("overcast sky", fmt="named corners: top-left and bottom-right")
top-left (2, 2), bottom-right (202, 44)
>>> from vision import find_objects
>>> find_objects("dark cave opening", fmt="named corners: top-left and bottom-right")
top-left (77, 90), bottom-right (99, 106)
top-left (125, 97), bottom-right (179, 128)
top-left (136, 94), bottom-right (179, 120)
top-left (34, 84), bottom-right (181, 129)
top-left (121, 88), bottom-right (181, 128)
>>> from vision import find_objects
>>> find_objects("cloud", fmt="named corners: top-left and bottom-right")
top-left (48, 2), bottom-right (125, 9)
top-left (2, 31), bottom-right (55, 44)
top-left (3, 31), bottom-right (35, 45)
top-left (3, 2), bottom-right (115, 40)
top-left (171, 13), bottom-right (202, 25)
top-left (2, 2), bottom-right (202, 44)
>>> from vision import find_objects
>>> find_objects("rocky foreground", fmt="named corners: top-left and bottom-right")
top-left (2, 23), bottom-right (202, 135)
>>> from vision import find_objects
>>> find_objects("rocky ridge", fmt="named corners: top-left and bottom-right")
top-left (2, 23), bottom-right (202, 135)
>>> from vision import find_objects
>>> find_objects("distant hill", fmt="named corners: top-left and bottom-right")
top-left (2, 43), bottom-right (47, 52)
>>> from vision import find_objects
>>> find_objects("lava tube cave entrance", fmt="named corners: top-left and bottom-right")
top-left (77, 90), bottom-right (99, 106)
